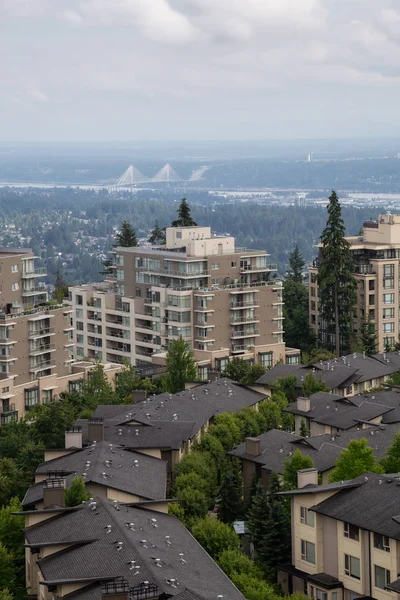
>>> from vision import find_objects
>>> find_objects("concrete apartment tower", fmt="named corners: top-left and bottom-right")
top-left (309, 213), bottom-right (400, 352)
top-left (70, 226), bottom-right (299, 377)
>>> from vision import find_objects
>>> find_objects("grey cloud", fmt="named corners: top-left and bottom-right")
top-left (2, 0), bottom-right (400, 140)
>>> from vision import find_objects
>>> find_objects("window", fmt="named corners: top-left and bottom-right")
top-left (383, 336), bottom-right (395, 349)
top-left (176, 231), bottom-right (182, 239)
top-left (259, 352), bottom-right (273, 368)
top-left (369, 294), bottom-right (375, 305)
top-left (311, 300), bottom-right (316, 311)
top-left (76, 294), bottom-right (83, 305)
top-left (116, 255), bottom-right (124, 266)
top-left (384, 264), bottom-right (394, 276)
top-left (11, 282), bottom-right (19, 291)
top-left (212, 278), bottom-right (219, 285)
top-left (76, 334), bottom-right (84, 344)
top-left (122, 316), bottom-right (130, 327)
top-left (383, 322), bottom-right (394, 333)
top-left (310, 272), bottom-right (317, 283)
top-left (43, 389), bottom-right (53, 403)
top-left (310, 287), bottom-right (316, 297)
top-left (69, 379), bottom-right (83, 393)
top-left (11, 264), bottom-right (18, 273)
top-left (211, 263), bottom-right (219, 270)
top-left (287, 354), bottom-right (300, 365)
top-left (375, 565), bottom-right (390, 590)
top-left (1, 386), bottom-right (9, 393)
top-left (198, 365), bottom-right (210, 381)
top-left (117, 269), bottom-right (124, 281)
top-left (94, 297), bottom-right (102, 308)
top-left (383, 293), bottom-right (394, 304)
top-left (301, 540), bottom-right (315, 564)
top-left (24, 387), bottom-right (39, 409)
top-left (76, 321), bottom-right (84, 331)
top-left (231, 261), bottom-right (237, 268)
top-left (136, 287), bottom-right (142, 298)
top-left (316, 590), bottom-right (327, 600)
top-left (300, 506), bottom-right (315, 527)
top-left (76, 346), bottom-right (84, 357)
top-left (369, 280), bottom-right (375, 291)
top-left (76, 308), bottom-right (83, 319)
top-left (344, 554), bottom-right (360, 579)
top-left (215, 357), bottom-right (229, 372)
top-left (383, 307), bottom-right (394, 319)
top-left (332, 593), bottom-right (338, 600)
top-left (344, 523), bottom-right (359, 541)
top-left (374, 533), bottom-right (390, 552)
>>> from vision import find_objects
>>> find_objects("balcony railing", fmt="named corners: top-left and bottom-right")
top-left (231, 344), bottom-right (254, 353)
top-left (22, 286), bottom-right (47, 296)
top-left (30, 359), bottom-right (56, 372)
top-left (231, 301), bottom-right (259, 309)
top-left (231, 315), bottom-right (260, 324)
top-left (0, 403), bottom-right (15, 415)
top-left (29, 343), bottom-right (55, 356)
top-left (231, 329), bottom-right (260, 338)
top-left (29, 327), bottom-right (55, 338)
top-left (137, 266), bottom-right (211, 278)
top-left (240, 264), bottom-right (277, 272)
top-left (22, 267), bottom-right (47, 277)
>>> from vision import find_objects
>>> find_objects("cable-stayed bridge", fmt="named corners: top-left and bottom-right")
top-left (113, 164), bottom-right (184, 187)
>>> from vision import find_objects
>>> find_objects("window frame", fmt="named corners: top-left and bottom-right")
top-left (301, 540), bottom-right (316, 564)
top-left (344, 522), bottom-right (360, 541)
top-left (344, 554), bottom-right (360, 579)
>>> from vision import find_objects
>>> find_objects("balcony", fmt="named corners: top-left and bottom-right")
top-left (231, 329), bottom-right (260, 339)
top-left (29, 343), bottom-right (56, 356)
top-left (29, 327), bottom-right (55, 339)
top-left (230, 301), bottom-right (259, 309)
top-left (231, 315), bottom-right (260, 325)
top-left (137, 266), bottom-right (210, 278)
top-left (30, 359), bottom-right (56, 373)
top-left (22, 286), bottom-right (47, 296)
top-left (231, 344), bottom-right (254, 353)
top-left (240, 264), bottom-right (277, 273)
top-left (106, 329), bottom-right (130, 340)
top-left (22, 267), bottom-right (47, 278)
top-left (354, 264), bottom-right (375, 275)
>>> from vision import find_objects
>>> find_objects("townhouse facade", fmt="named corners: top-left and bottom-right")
top-left (70, 225), bottom-right (300, 377)
top-left (278, 470), bottom-right (400, 600)
top-left (309, 213), bottom-right (400, 353)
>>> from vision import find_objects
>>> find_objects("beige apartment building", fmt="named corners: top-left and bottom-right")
top-left (309, 214), bottom-right (400, 353)
top-left (0, 248), bottom-right (122, 425)
top-left (278, 470), bottom-right (400, 600)
top-left (70, 226), bottom-right (299, 377)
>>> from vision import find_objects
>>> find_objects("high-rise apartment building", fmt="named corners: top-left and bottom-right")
top-left (70, 226), bottom-right (299, 375)
top-left (0, 248), bottom-right (96, 424)
top-left (309, 214), bottom-right (400, 353)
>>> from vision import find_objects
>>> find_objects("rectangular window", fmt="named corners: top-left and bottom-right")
top-left (11, 264), bottom-right (18, 273)
top-left (231, 261), bottom-right (237, 268)
top-left (122, 316), bottom-right (130, 327)
top-left (368, 280), bottom-right (375, 291)
top-left (116, 269), bottom-right (124, 281)
top-left (76, 334), bottom-right (84, 344)
top-left (76, 346), bottom-right (84, 357)
top-left (300, 506), bottom-right (315, 527)
top-left (383, 322), bottom-right (394, 333)
top-left (215, 357), bottom-right (229, 372)
top-left (384, 264), bottom-right (394, 276)
top-left (286, 355), bottom-right (300, 365)
top-left (76, 308), bottom-right (83, 319)
top-left (375, 565), bottom-right (390, 590)
top-left (311, 300), bottom-right (316, 311)
top-left (211, 263), bottom-right (219, 270)
top-left (259, 352), bottom-right (273, 368)
top-left (383, 307), bottom-right (394, 319)
top-left (369, 294), bottom-right (375, 305)
top-left (69, 379), bottom-right (83, 393)
top-left (94, 297), bottom-right (102, 308)
top-left (344, 554), bottom-right (360, 579)
top-left (24, 387), bottom-right (39, 409)
top-left (332, 593), bottom-right (338, 600)
top-left (116, 255), bottom-right (124, 266)
top-left (316, 590), bottom-right (327, 600)
top-left (383, 293), bottom-right (395, 304)
top-left (383, 336), bottom-right (395, 349)
top-left (176, 231), bottom-right (182, 239)
top-left (310, 287), bottom-right (316, 297)
top-left (76, 321), bottom-right (84, 331)
top-left (374, 533), bottom-right (390, 552)
top-left (76, 294), bottom-right (83, 305)
top-left (11, 282), bottom-right (19, 291)
top-left (344, 523), bottom-right (359, 541)
top-left (212, 278), bottom-right (219, 286)
top-left (301, 540), bottom-right (315, 564)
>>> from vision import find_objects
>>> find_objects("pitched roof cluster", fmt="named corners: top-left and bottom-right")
top-left (25, 497), bottom-right (245, 600)
top-left (230, 423), bottom-right (400, 475)
top-left (256, 352), bottom-right (399, 391)
top-left (75, 378), bottom-right (266, 451)
top-left (23, 441), bottom-right (168, 509)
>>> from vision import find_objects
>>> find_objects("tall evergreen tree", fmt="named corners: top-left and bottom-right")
top-left (171, 198), bottom-right (197, 227)
top-left (53, 270), bottom-right (68, 303)
top-left (165, 337), bottom-right (197, 393)
top-left (247, 482), bottom-right (270, 552)
top-left (217, 460), bottom-right (244, 523)
top-left (258, 494), bottom-right (291, 580)
top-left (148, 220), bottom-right (166, 245)
top-left (114, 220), bottom-right (138, 247)
top-left (360, 316), bottom-right (378, 356)
top-left (287, 244), bottom-right (305, 283)
top-left (318, 191), bottom-right (357, 355)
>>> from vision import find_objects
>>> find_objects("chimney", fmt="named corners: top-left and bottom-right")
top-left (245, 437), bottom-right (261, 457)
top-left (297, 468), bottom-right (318, 489)
top-left (102, 579), bottom-right (129, 600)
top-left (132, 389), bottom-right (147, 404)
top-left (65, 426), bottom-right (83, 449)
top-left (297, 397), bottom-right (311, 412)
top-left (43, 478), bottom-right (66, 509)
top-left (88, 417), bottom-right (104, 442)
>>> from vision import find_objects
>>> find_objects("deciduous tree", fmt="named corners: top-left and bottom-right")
top-left (329, 438), bottom-right (383, 482)
top-left (191, 516), bottom-right (240, 560)
top-left (283, 450), bottom-right (314, 490)
top-left (165, 337), bottom-right (196, 393)
top-left (64, 477), bottom-right (91, 507)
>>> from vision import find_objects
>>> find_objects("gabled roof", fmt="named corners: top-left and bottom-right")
top-left (312, 472), bottom-right (400, 540)
top-left (26, 497), bottom-right (245, 600)
top-left (23, 441), bottom-right (167, 508)
top-left (230, 424), bottom-right (400, 475)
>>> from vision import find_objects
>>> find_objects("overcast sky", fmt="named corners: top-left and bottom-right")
top-left (2, 0), bottom-right (400, 142)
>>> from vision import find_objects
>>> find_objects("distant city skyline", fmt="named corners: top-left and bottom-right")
top-left (2, 1), bottom-right (400, 141)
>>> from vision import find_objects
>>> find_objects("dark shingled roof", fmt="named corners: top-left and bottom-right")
top-left (23, 442), bottom-right (167, 507)
top-left (256, 353), bottom-right (398, 390)
top-left (26, 497), bottom-right (245, 600)
top-left (230, 424), bottom-right (400, 475)
top-left (373, 351), bottom-right (400, 369)
top-left (285, 392), bottom-right (394, 430)
top-left (77, 379), bottom-right (266, 451)
top-left (312, 472), bottom-right (400, 539)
